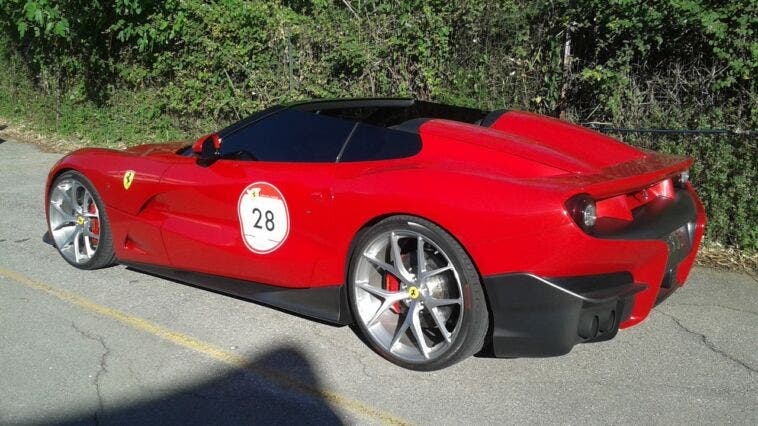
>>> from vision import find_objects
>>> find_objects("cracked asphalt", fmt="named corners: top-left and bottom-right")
top-left (0, 139), bottom-right (756, 425)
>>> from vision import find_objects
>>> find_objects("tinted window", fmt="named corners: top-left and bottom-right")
top-left (220, 109), bottom-right (354, 162)
top-left (217, 106), bottom-right (284, 138)
top-left (339, 124), bottom-right (421, 162)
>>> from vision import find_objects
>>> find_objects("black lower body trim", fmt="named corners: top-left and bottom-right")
top-left (655, 269), bottom-right (680, 306)
top-left (122, 262), bottom-right (352, 325)
top-left (482, 272), bottom-right (646, 358)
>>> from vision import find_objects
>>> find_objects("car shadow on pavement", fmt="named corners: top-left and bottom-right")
top-left (44, 346), bottom-right (344, 426)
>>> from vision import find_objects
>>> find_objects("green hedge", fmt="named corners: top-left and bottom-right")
top-left (0, 0), bottom-right (755, 250)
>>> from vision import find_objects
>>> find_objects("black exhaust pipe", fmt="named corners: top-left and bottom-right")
top-left (578, 314), bottom-right (600, 339)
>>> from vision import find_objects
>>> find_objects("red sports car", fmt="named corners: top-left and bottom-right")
top-left (45, 98), bottom-right (705, 370)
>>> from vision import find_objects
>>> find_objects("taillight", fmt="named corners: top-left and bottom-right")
top-left (566, 194), bottom-right (597, 233)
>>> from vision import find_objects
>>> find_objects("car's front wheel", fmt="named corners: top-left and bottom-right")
top-left (348, 216), bottom-right (489, 370)
top-left (48, 170), bottom-right (116, 269)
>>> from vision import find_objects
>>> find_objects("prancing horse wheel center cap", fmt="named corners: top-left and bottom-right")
top-left (408, 286), bottom-right (420, 299)
top-left (76, 216), bottom-right (85, 226)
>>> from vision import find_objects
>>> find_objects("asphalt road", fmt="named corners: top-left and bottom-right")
top-left (0, 138), bottom-right (756, 425)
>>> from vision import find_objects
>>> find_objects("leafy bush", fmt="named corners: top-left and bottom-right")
top-left (0, 0), bottom-right (755, 250)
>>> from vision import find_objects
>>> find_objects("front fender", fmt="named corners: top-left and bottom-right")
top-left (46, 148), bottom-right (173, 216)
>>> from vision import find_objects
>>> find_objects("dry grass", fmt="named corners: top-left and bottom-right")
top-left (0, 116), bottom-right (93, 153)
top-left (696, 242), bottom-right (757, 274)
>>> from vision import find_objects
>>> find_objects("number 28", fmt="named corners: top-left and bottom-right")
top-left (252, 208), bottom-right (275, 231)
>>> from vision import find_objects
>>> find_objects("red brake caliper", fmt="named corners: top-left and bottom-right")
top-left (88, 203), bottom-right (99, 245)
top-left (384, 273), bottom-right (402, 314)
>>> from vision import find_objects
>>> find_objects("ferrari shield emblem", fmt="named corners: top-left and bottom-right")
top-left (123, 170), bottom-right (136, 190)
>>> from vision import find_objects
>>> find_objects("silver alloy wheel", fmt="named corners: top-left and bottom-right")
top-left (48, 178), bottom-right (101, 264)
top-left (353, 230), bottom-right (464, 362)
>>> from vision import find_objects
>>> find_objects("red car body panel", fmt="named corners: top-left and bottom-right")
top-left (45, 103), bottom-right (705, 348)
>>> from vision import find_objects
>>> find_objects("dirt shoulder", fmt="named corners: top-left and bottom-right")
top-left (0, 118), bottom-right (95, 153)
top-left (696, 244), bottom-right (757, 275)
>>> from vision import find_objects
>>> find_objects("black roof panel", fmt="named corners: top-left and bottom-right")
top-left (290, 98), bottom-right (488, 131)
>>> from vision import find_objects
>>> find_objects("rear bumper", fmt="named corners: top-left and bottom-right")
top-left (483, 273), bottom-right (645, 357)
top-left (481, 185), bottom-right (706, 358)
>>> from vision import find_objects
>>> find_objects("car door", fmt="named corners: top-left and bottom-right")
top-left (158, 109), bottom-right (355, 288)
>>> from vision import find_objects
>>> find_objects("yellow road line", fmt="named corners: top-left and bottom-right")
top-left (0, 266), bottom-right (410, 425)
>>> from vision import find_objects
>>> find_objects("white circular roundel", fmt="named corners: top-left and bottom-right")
top-left (238, 182), bottom-right (290, 254)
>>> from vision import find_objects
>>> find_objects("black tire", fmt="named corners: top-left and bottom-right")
top-left (347, 215), bottom-right (489, 370)
top-left (48, 170), bottom-right (116, 270)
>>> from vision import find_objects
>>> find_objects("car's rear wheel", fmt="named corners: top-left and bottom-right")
top-left (348, 216), bottom-right (489, 370)
top-left (48, 171), bottom-right (116, 269)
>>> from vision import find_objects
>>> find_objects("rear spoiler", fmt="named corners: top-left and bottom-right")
top-left (534, 152), bottom-right (693, 199)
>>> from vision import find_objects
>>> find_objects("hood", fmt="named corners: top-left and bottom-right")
top-left (125, 142), bottom-right (188, 156)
